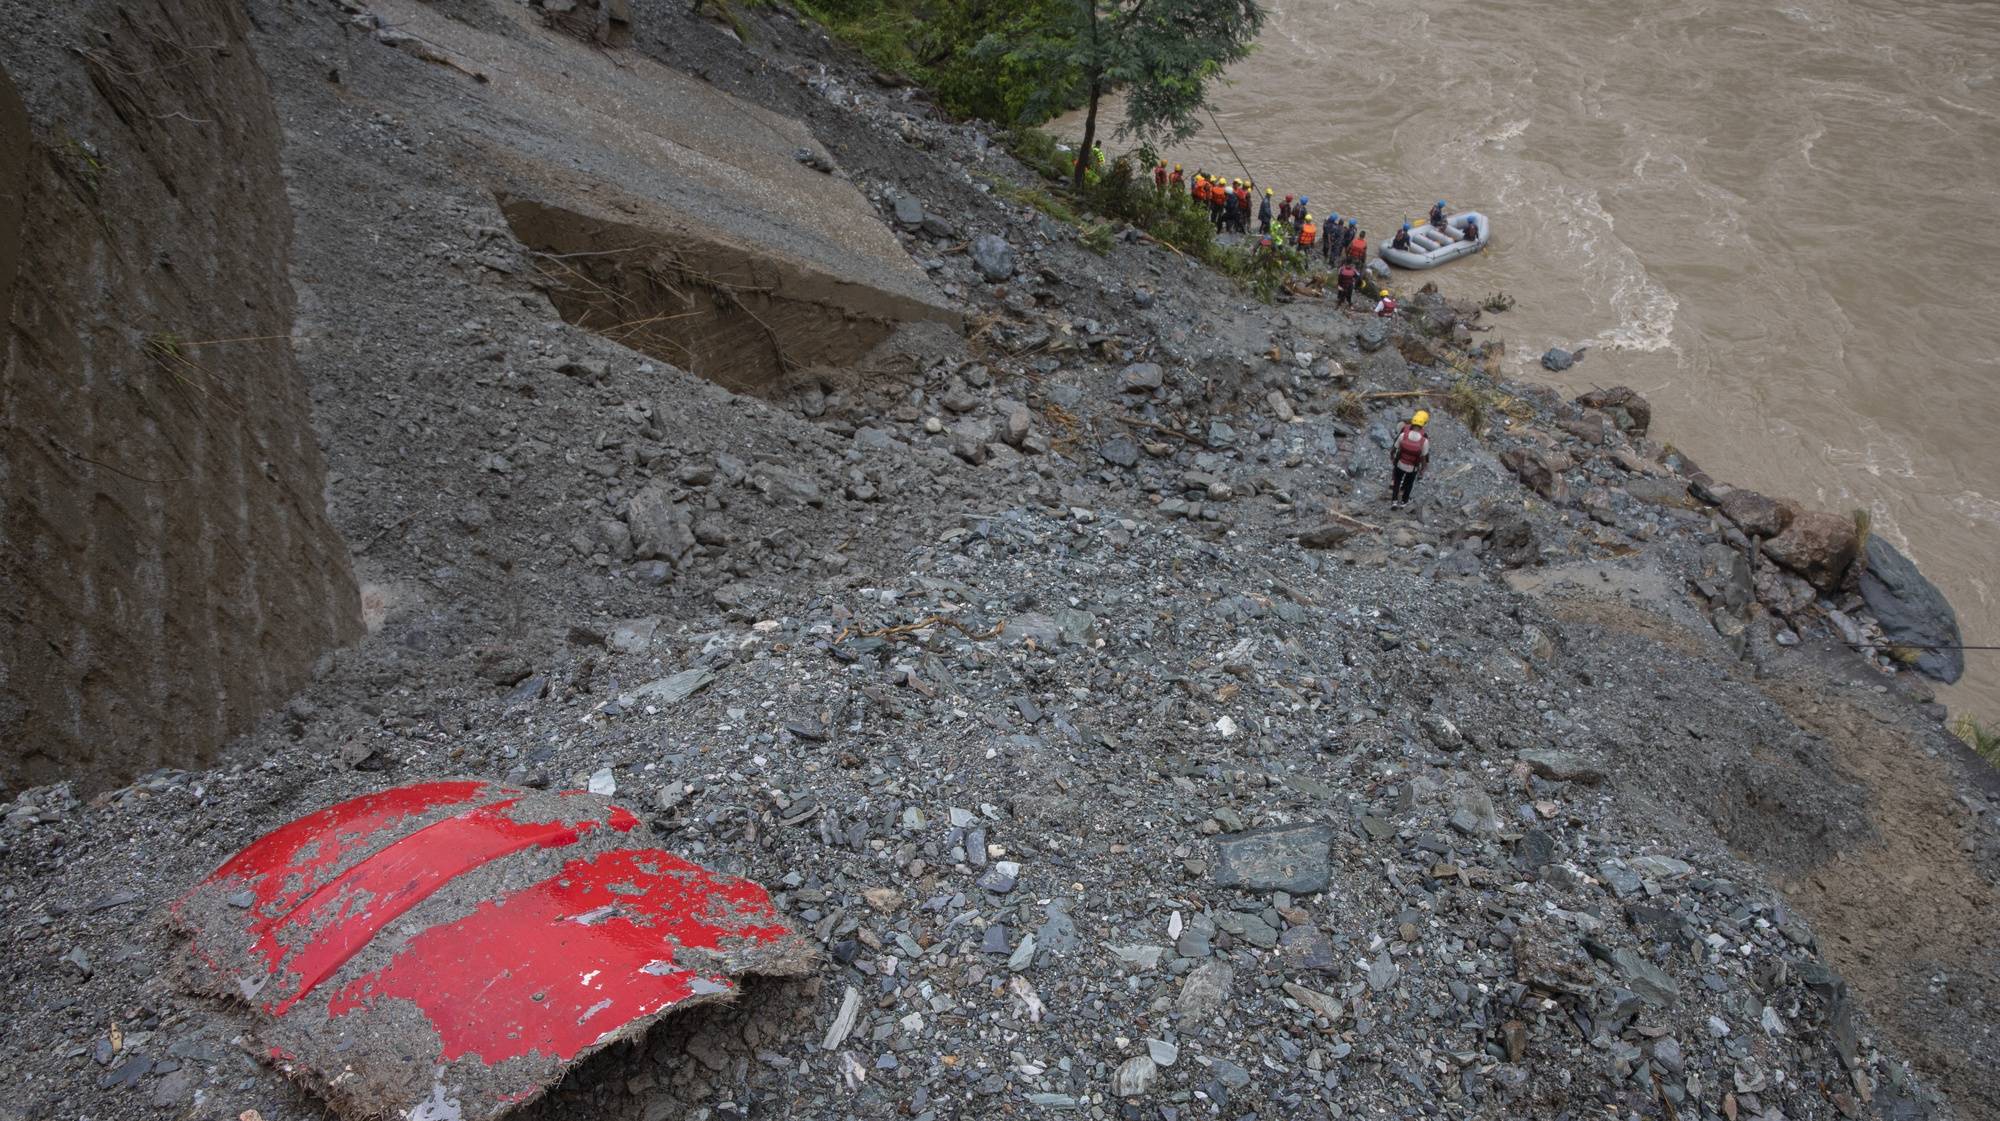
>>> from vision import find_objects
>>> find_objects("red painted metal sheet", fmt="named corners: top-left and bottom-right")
top-left (327, 847), bottom-right (794, 1064)
top-left (175, 781), bottom-right (812, 1120)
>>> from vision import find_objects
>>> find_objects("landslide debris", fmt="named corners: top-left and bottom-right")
top-left (0, 3), bottom-right (1992, 1121)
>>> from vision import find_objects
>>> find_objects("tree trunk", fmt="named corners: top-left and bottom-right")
top-left (1073, 77), bottom-right (1101, 192)
top-left (1071, 0), bottom-right (1102, 192)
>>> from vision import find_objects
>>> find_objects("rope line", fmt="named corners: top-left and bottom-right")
top-left (1206, 106), bottom-right (1257, 185)
top-left (1846, 642), bottom-right (2000, 652)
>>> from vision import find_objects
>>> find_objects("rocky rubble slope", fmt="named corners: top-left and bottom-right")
top-left (0, 2), bottom-right (1994, 1120)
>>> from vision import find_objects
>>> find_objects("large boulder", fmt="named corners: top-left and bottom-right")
top-left (1487, 512), bottom-right (1539, 567)
top-left (1574, 386), bottom-right (1651, 437)
top-left (1500, 446), bottom-right (1570, 502)
top-left (1120, 362), bottom-right (1165, 392)
top-left (625, 482), bottom-right (696, 563)
top-left (1761, 509), bottom-right (1857, 592)
top-left (970, 233), bottom-right (1015, 282)
top-left (1858, 536), bottom-right (1963, 683)
top-left (1718, 488), bottom-right (1792, 539)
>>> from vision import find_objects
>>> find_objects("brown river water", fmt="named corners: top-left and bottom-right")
top-left (1058, 0), bottom-right (2000, 718)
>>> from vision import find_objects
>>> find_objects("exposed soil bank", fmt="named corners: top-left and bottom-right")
top-left (503, 196), bottom-right (949, 395)
top-left (0, 0), bottom-right (360, 793)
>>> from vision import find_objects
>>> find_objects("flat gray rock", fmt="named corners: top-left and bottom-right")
top-left (1517, 748), bottom-right (1606, 785)
top-left (1213, 823), bottom-right (1334, 894)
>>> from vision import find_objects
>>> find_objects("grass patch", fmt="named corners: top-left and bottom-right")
top-left (1444, 377), bottom-right (1491, 435)
top-left (1951, 714), bottom-right (2000, 767)
top-left (56, 130), bottom-right (107, 201)
top-left (985, 175), bottom-right (1079, 225)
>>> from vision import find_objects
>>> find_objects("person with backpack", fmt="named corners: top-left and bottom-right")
top-left (1336, 261), bottom-right (1360, 307)
top-left (1388, 410), bottom-right (1431, 508)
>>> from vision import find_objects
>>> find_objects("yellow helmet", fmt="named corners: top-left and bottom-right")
top-left (1265, 188), bottom-right (1273, 195)
top-left (1412, 409), bottom-right (1428, 426)
top-left (1174, 164), bottom-right (1181, 171)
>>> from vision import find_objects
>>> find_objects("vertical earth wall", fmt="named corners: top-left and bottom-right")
top-left (0, 0), bottom-right (361, 792)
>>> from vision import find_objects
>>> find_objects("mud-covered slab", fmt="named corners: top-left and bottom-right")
top-left (173, 780), bottom-right (812, 1120)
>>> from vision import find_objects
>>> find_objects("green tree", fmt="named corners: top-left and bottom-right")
top-left (795, 0), bottom-right (1081, 126)
top-left (990, 0), bottom-right (1265, 190)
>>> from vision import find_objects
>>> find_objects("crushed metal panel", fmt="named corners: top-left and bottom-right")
top-left (174, 780), bottom-right (813, 1120)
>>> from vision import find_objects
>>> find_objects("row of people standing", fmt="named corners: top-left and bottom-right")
top-left (1154, 162), bottom-right (1376, 266)
top-left (1152, 160), bottom-right (1398, 318)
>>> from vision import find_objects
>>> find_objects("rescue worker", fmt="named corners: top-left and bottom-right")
top-left (1258, 188), bottom-right (1273, 234)
top-left (1299, 214), bottom-right (1318, 251)
top-left (1170, 164), bottom-right (1185, 192)
top-left (1154, 161), bottom-right (1168, 191)
top-left (1091, 142), bottom-right (1106, 173)
top-left (1375, 288), bottom-right (1398, 317)
top-left (1323, 212), bottom-right (1342, 263)
top-left (1278, 194), bottom-right (1294, 223)
top-left (1347, 229), bottom-right (1369, 264)
top-left (1429, 200), bottom-right (1448, 229)
top-left (1461, 215), bottom-right (1480, 243)
top-left (1336, 260), bottom-right (1360, 306)
top-left (1388, 410), bottom-right (1430, 508)
top-left (1392, 223), bottom-right (1414, 252)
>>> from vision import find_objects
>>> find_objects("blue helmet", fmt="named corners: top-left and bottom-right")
top-left (1300, 196), bottom-right (1309, 206)
top-left (1436, 200), bottom-right (1447, 207)
top-left (1402, 222), bottom-right (1411, 230)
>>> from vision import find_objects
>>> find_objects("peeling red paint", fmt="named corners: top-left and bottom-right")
top-left (177, 781), bottom-right (811, 1120)
top-left (326, 847), bottom-right (791, 1064)
top-left (207, 780), bottom-right (497, 918)
top-left (255, 799), bottom-right (600, 1014)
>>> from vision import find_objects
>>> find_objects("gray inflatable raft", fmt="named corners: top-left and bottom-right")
top-left (1379, 211), bottom-right (1489, 269)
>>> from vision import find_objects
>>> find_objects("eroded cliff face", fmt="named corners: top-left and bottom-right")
top-left (0, 0), bottom-right (360, 793)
